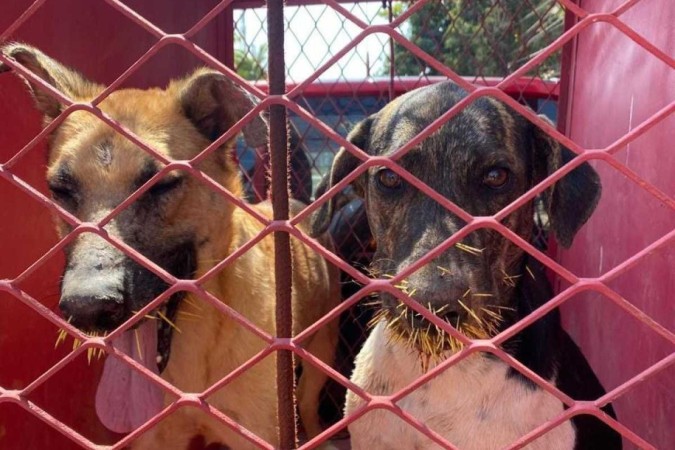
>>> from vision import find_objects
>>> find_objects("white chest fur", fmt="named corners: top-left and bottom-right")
top-left (345, 321), bottom-right (575, 450)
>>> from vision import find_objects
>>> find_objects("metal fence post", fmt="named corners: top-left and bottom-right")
top-left (268, 0), bottom-right (297, 448)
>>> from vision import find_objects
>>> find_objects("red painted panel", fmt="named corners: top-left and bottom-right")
top-left (0, 1), bottom-right (230, 448)
top-left (559, 1), bottom-right (674, 449)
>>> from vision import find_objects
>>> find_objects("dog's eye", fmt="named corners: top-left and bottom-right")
top-left (149, 177), bottom-right (184, 197)
top-left (376, 168), bottom-right (403, 191)
top-left (483, 168), bottom-right (510, 189)
top-left (48, 184), bottom-right (77, 205)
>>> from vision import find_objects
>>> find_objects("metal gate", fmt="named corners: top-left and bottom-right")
top-left (0, 0), bottom-right (672, 449)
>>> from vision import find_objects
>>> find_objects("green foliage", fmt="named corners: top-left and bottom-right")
top-left (387, 0), bottom-right (564, 79)
top-left (235, 36), bottom-right (268, 81)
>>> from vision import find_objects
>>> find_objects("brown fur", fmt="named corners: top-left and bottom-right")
top-left (1, 43), bottom-right (340, 449)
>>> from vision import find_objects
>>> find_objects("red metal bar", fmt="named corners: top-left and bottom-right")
top-left (500, 14), bottom-right (675, 88)
top-left (387, 0), bottom-right (395, 102)
top-left (184, 0), bottom-right (235, 39)
top-left (0, 392), bottom-right (98, 450)
top-left (557, 0), bottom-right (590, 19)
top-left (102, 0), bottom-right (167, 39)
top-left (254, 76), bottom-right (559, 99)
top-left (553, 0), bottom-right (580, 137)
top-left (612, 0), bottom-right (645, 17)
top-left (0, 0), bottom-right (46, 42)
top-left (267, 0), bottom-right (297, 447)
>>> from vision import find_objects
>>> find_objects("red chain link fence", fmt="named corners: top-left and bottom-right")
top-left (0, 0), bottom-right (672, 449)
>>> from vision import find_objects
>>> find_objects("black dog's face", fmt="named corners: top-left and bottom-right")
top-left (362, 90), bottom-right (535, 326)
top-left (312, 82), bottom-right (601, 351)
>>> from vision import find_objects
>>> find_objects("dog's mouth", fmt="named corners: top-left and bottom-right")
top-left (371, 296), bottom-right (513, 371)
top-left (93, 292), bottom-right (184, 434)
top-left (154, 292), bottom-right (183, 373)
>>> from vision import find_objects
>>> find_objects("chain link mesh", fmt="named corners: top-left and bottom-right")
top-left (0, 0), bottom-right (672, 449)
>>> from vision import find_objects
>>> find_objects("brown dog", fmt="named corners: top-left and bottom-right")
top-left (1, 43), bottom-right (340, 449)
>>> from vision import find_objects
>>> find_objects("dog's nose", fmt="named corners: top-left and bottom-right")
top-left (401, 276), bottom-right (473, 323)
top-left (411, 289), bottom-right (465, 315)
top-left (59, 265), bottom-right (126, 331)
top-left (59, 233), bottom-right (129, 330)
top-left (59, 293), bottom-right (125, 330)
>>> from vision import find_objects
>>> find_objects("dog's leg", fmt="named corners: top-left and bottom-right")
top-left (297, 316), bottom-right (339, 447)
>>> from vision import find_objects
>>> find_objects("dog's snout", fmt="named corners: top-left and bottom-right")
top-left (59, 273), bottom-right (126, 330)
top-left (410, 287), bottom-right (466, 315)
top-left (59, 233), bottom-right (129, 330)
top-left (405, 266), bottom-right (469, 305)
top-left (60, 293), bottom-right (125, 330)
top-left (398, 266), bottom-right (477, 325)
top-left (60, 267), bottom-right (127, 331)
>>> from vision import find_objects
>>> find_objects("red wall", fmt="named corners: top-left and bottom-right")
top-left (558, 1), bottom-right (674, 448)
top-left (0, 1), bottom-right (231, 447)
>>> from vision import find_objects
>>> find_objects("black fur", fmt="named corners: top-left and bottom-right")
top-left (506, 256), bottom-right (621, 448)
top-left (314, 81), bottom-right (621, 449)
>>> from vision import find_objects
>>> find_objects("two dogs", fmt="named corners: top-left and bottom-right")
top-left (312, 82), bottom-right (622, 449)
top-left (3, 43), bottom-right (619, 449)
top-left (1, 44), bottom-right (339, 449)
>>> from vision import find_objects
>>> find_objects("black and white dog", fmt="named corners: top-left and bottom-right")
top-left (312, 82), bottom-right (621, 449)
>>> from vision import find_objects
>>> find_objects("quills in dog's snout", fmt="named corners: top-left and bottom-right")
top-left (54, 328), bottom-right (68, 350)
top-left (501, 269), bottom-right (523, 288)
top-left (455, 242), bottom-right (485, 256)
top-left (55, 323), bottom-right (108, 365)
top-left (367, 279), bottom-right (512, 372)
top-left (134, 328), bottom-right (143, 360)
top-left (176, 310), bottom-right (202, 321)
top-left (54, 316), bottom-right (73, 350)
top-left (525, 264), bottom-right (536, 280)
top-left (437, 266), bottom-right (453, 277)
top-left (55, 303), bottom-right (187, 367)
top-left (84, 331), bottom-right (108, 365)
top-left (156, 310), bottom-right (182, 334)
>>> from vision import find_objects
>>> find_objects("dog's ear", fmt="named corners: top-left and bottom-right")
top-left (178, 69), bottom-right (267, 148)
top-left (310, 117), bottom-right (372, 237)
top-left (0, 43), bottom-right (101, 120)
top-left (531, 115), bottom-right (602, 248)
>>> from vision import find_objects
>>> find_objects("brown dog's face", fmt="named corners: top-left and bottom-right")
top-left (1, 44), bottom-right (267, 338)
top-left (312, 82), bottom-right (601, 352)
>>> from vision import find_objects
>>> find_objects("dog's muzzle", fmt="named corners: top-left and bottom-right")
top-left (58, 234), bottom-right (192, 433)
